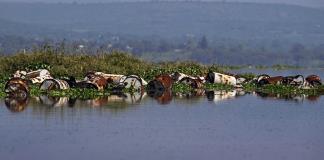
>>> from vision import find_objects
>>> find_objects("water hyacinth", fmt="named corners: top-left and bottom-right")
top-left (0, 51), bottom-right (323, 99)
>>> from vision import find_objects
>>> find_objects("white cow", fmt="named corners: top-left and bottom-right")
top-left (85, 72), bottom-right (124, 83)
top-left (170, 72), bottom-right (205, 83)
top-left (13, 69), bottom-right (53, 84)
top-left (206, 72), bottom-right (243, 87)
top-left (206, 89), bottom-right (245, 103)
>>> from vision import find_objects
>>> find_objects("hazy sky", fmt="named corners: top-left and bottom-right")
top-left (0, 0), bottom-right (323, 7)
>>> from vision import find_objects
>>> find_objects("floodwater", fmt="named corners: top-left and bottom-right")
top-left (231, 67), bottom-right (324, 78)
top-left (1, 89), bottom-right (324, 160)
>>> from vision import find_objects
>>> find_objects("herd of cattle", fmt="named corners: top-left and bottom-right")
top-left (4, 69), bottom-right (323, 99)
top-left (3, 69), bottom-right (323, 112)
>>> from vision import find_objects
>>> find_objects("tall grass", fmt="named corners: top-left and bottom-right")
top-left (0, 50), bottom-right (230, 80)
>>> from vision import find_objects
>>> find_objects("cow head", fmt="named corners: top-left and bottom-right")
top-left (5, 77), bottom-right (29, 98)
top-left (205, 71), bottom-right (215, 83)
top-left (147, 74), bottom-right (173, 92)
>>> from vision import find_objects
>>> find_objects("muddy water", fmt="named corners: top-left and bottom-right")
top-left (0, 91), bottom-right (324, 160)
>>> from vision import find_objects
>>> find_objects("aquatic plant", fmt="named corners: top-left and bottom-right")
top-left (0, 50), bottom-right (322, 98)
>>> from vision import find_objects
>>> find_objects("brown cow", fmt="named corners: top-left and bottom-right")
top-left (85, 71), bottom-right (124, 84)
top-left (147, 74), bottom-right (173, 92)
top-left (78, 73), bottom-right (108, 91)
top-left (179, 77), bottom-right (204, 89)
top-left (305, 75), bottom-right (322, 87)
top-left (282, 75), bottom-right (304, 86)
top-left (257, 76), bottom-right (284, 86)
top-left (5, 77), bottom-right (29, 98)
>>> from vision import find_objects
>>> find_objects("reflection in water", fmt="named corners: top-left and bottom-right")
top-left (148, 89), bottom-right (172, 105)
top-left (39, 96), bottom-right (75, 107)
top-left (36, 91), bottom-right (147, 108)
top-left (254, 91), bottom-right (321, 103)
top-left (175, 89), bottom-right (205, 99)
top-left (3, 89), bottom-right (323, 113)
top-left (4, 96), bottom-right (29, 112)
top-left (206, 89), bottom-right (246, 103)
top-left (86, 91), bottom-right (146, 107)
top-left (2, 88), bottom-right (324, 160)
top-left (307, 95), bottom-right (320, 102)
top-left (3, 91), bottom-right (147, 112)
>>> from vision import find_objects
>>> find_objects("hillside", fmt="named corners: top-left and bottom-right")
top-left (0, 2), bottom-right (324, 43)
top-left (1, 2), bottom-right (324, 66)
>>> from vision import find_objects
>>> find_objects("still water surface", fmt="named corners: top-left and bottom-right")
top-left (1, 92), bottom-right (324, 160)
top-left (1, 68), bottom-right (324, 160)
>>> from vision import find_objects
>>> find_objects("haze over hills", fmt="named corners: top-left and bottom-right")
top-left (0, 1), bottom-right (324, 66)
top-left (1, 2), bottom-right (324, 42)
top-left (0, 0), bottom-right (323, 8)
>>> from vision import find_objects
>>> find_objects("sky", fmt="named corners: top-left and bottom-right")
top-left (0, 0), bottom-right (323, 7)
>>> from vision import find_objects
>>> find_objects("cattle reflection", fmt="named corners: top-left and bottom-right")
top-left (148, 89), bottom-right (172, 105)
top-left (37, 91), bottom-right (146, 108)
top-left (86, 91), bottom-right (146, 107)
top-left (175, 89), bottom-right (205, 99)
top-left (5, 96), bottom-right (29, 112)
top-left (39, 95), bottom-right (75, 107)
top-left (206, 89), bottom-right (246, 103)
top-left (254, 91), bottom-right (321, 103)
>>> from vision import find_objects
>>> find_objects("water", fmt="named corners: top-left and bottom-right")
top-left (231, 67), bottom-right (324, 78)
top-left (1, 89), bottom-right (324, 160)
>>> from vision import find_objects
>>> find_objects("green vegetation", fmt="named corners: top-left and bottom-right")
top-left (0, 50), bottom-right (225, 80)
top-left (1, 51), bottom-right (324, 99)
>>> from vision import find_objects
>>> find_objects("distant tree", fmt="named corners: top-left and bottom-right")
top-left (290, 43), bottom-right (306, 53)
top-left (198, 36), bottom-right (208, 49)
top-left (158, 40), bottom-right (170, 52)
top-left (185, 37), bottom-right (197, 50)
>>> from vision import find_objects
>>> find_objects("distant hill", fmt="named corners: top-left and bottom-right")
top-left (0, 2), bottom-right (324, 44)
top-left (1, 2), bottom-right (324, 66)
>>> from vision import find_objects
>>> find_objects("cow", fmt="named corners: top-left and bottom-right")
top-left (257, 76), bottom-right (284, 86)
top-left (85, 71), bottom-right (124, 84)
top-left (282, 75), bottom-right (304, 86)
top-left (251, 74), bottom-right (270, 84)
top-left (147, 74), bottom-right (174, 92)
top-left (40, 79), bottom-right (70, 91)
top-left (5, 77), bottom-right (29, 98)
top-left (305, 75), bottom-right (322, 87)
top-left (80, 74), bottom-right (108, 91)
top-left (119, 75), bottom-right (148, 91)
top-left (85, 72), bottom-right (147, 90)
top-left (64, 73), bottom-right (108, 91)
top-left (13, 69), bottom-right (52, 84)
top-left (170, 72), bottom-right (205, 89)
top-left (205, 71), bottom-right (243, 87)
top-left (170, 72), bottom-right (205, 83)
top-left (179, 77), bottom-right (204, 89)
